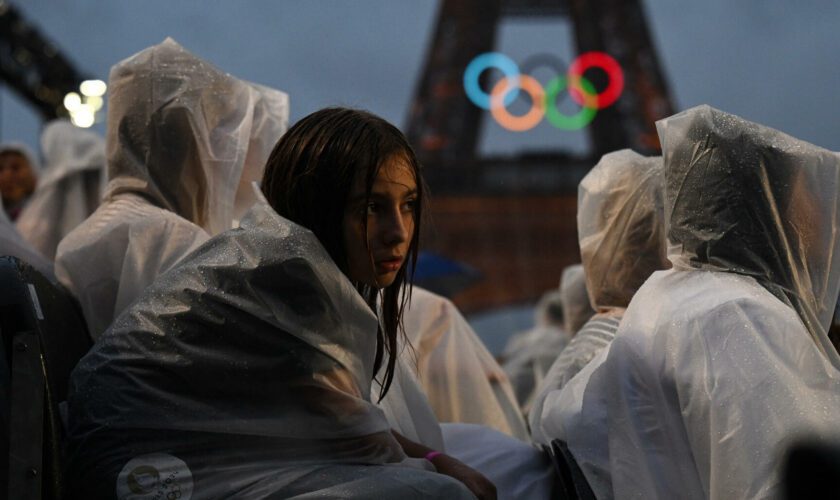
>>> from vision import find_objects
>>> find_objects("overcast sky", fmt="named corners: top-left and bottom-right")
top-left (3, 0), bottom-right (839, 159)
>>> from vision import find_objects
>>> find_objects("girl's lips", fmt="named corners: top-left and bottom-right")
top-left (376, 258), bottom-right (403, 272)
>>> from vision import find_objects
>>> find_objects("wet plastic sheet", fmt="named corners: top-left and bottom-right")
top-left (55, 38), bottom-right (289, 339)
top-left (530, 149), bottom-right (666, 440)
top-left (545, 106), bottom-right (840, 499)
top-left (0, 193), bottom-right (53, 279)
top-left (16, 120), bottom-right (106, 260)
top-left (559, 265), bottom-right (595, 334)
top-left (403, 287), bottom-right (530, 441)
top-left (66, 196), bottom-right (474, 499)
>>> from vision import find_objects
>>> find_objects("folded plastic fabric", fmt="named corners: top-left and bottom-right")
top-left (558, 264), bottom-right (595, 334)
top-left (403, 287), bottom-right (530, 441)
top-left (16, 120), bottom-right (105, 260)
top-left (546, 105), bottom-right (840, 499)
top-left (66, 195), bottom-right (474, 499)
top-left (442, 423), bottom-right (554, 500)
top-left (501, 290), bottom-right (569, 410)
top-left (55, 38), bottom-right (289, 339)
top-left (0, 193), bottom-right (54, 279)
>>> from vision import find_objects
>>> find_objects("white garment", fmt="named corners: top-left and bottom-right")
top-left (560, 270), bottom-right (840, 499)
top-left (403, 287), bottom-right (530, 441)
top-left (548, 105), bottom-right (840, 499)
top-left (528, 312), bottom-right (620, 444)
top-left (55, 38), bottom-right (289, 339)
top-left (442, 423), bottom-right (554, 500)
top-left (576, 149), bottom-right (667, 312)
top-left (501, 290), bottom-right (569, 409)
top-left (0, 193), bottom-right (54, 279)
top-left (559, 264), bottom-right (594, 334)
top-left (531, 149), bottom-right (665, 443)
top-left (376, 340), bottom-right (445, 451)
top-left (16, 120), bottom-right (105, 260)
top-left (501, 325), bottom-right (568, 408)
top-left (66, 193), bottom-right (473, 499)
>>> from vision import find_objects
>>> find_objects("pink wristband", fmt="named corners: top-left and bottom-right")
top-left (424, 451), bottom-right (443, 462)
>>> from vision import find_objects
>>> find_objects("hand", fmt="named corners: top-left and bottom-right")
top-left (430, 453), bottom-right (497, 500)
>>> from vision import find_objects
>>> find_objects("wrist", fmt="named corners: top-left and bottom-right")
top-left (424, 450), bottom-right (443, 462)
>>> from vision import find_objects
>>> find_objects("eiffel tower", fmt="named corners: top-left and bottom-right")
top-left (407, 0), bottom-right (675, 313)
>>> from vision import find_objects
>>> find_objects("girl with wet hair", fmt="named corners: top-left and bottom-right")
top-left (261, 107), bottom-right (422, 402)
top-left (67, 106), bottom-right (494, 499)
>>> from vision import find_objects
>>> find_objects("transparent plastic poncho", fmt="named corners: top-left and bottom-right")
top-left (577, 149), bottom-right (668, 312)
top-left (15, 120), bottom-right (105, 260)
top-left (545, 105), bottom-right (840, 499)
top-left (66, 196), bottom-right (473, 499)
top-left (529, 149), bottom-right (666, 442)
top-left (55, 38), bottom-right (289, 339)
top-left (0, 193), bottom-right (53, 278)
top-left (403, 287), bottom-right (530, 441)
top-left (558, 264), bottom-right (595, 334)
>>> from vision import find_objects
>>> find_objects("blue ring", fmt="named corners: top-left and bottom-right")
top-left (463, 52), bottom-right (520, 110)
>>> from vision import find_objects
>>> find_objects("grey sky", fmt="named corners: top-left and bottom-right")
top-left (2, 0), bottom-right (839, 158)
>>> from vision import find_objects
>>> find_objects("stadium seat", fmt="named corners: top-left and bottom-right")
top-left (0, 256), bottom-right (91, 500)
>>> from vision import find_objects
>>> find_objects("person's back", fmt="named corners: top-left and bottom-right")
top-left (557, 105), bottom-right (840, 499)
top-left (501, 290), bottom-right (569, 409)
top-left (55, 38), bottom-right (289, 339)
top-left (0, 192), bottom-right (53, 278)
top-left (16, 120), bottom-right (105, 260)
top-left (530, 150), bottom-right (667, 444)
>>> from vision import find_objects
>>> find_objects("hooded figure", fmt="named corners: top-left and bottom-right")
top-left (55, 38), bottom-right (289, 339)
top-left (558, 264), bottom-right (595, 334)
top-left (16, 120), bottom-right (106, 260)
top-left (66, 193), bottom-right (473, 499)
top-left (530, 150), bottom-right (667, 442)
top-left (501, 290), bottom-right (570, 409)
top-left (402, 287), bottom-right (530, 441)
top-left (545, 105), bottom-right (840, 499)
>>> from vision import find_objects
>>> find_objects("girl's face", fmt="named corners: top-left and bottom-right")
top-left (343, 155), bottom-right (417, 288)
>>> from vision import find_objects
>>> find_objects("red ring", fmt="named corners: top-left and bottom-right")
top-left (567, 52), bottom-right (624, 109)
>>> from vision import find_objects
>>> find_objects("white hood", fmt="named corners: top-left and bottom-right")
top-left (104, 37), bottom-right (289, 235)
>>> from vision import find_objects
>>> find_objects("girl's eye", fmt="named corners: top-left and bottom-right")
top-left (402, 199), bottom-right (417, 212)
top-left (365, 202), bottom-right (378, 215)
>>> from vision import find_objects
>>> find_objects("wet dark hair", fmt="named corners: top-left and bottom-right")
top-left (261, 107), bottom-right (424, 401)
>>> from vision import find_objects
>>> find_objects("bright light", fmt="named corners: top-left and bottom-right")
top-left (70, 105), bottom-right (95, 128)
top-left (80, 79), bottom-right (107, 97)
top-left (63, 92), bottom-right (82, 111)
top-left (87, 95), bottom-right (104, 111)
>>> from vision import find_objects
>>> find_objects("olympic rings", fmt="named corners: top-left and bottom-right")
top-left (567, 52), bottom-right (624, 109)
top-left (463, 51), bottom-right (624, 132)
top-left (490, 75), bottom-right (544, 132)
top-left (463, 53), bottom-right (520, 110)
top-left (545, 75), bottom-right (598, 130)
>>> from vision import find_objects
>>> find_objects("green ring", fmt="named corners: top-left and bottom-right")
top-left (543, 75), bottom-right (598, 130)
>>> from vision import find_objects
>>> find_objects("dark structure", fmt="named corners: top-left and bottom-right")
top-left (407, 0), bottom-right (675, 312)
top-left (0, 2), bottom-right (87, 120)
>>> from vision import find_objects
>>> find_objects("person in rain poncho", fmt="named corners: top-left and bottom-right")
top-left (67, 107), bottom-right (496, 499)
top-left (55, 38), bottom-right (289, 339)
top-left (501, 290), bottom-right (570, 410)
top-left (558, 264), bottom-right (595, 335)
top-left (544, 105), bottom-right (840, 499)
top-left (530, 150), bottom-right (667, 443)
top-left (0, 143), bottom-right (38, 221)
top-left (16, 120), bottom-right (106, 260)
top-left (401, 287), bottom-right (530, 441)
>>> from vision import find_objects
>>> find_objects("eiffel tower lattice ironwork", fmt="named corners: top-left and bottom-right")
top-left (405, 0), bottom-right (675, 192)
